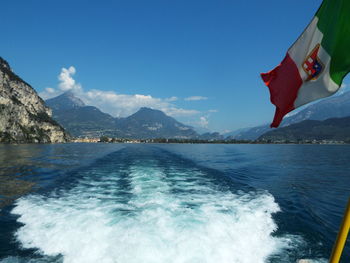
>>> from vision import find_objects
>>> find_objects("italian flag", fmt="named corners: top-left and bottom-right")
top-left (261, 0), bottom-right (350, 128)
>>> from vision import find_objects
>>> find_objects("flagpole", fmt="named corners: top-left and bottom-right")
top-left (329, 198), bottom-right (350, 263)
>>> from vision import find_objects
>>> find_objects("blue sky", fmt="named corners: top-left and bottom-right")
top-left (4, 0), bottom-right (346, 133)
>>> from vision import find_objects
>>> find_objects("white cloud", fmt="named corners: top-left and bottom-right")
top-left (58, 66), bottom-right (82, 92)
top-left (40, 87), bottom-right (61, 100)
top-left (40, 67), bottom-right (82, 99)
top-left (40, 66), bottom-right (200, 118)
top-left (45, 87), bottom-right (55, 93)
top-left (198, 116), bottom-right (209, 128)
top-left (185, 107), bottom-right (219, 129)
top-left (165, 96), bottom-right (178, 102)
top-left (164, 107), bottom-right (200, 117)
top-left (82, 91), bottom-right (200, 117)
top-left (184, 96), bottom-right (208, 101)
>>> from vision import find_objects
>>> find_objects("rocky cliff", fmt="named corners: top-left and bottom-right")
top-left (0, 57), bottom-right (69, 143)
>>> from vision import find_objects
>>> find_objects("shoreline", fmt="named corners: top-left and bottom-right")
top-left (1, 141), bottom-right (349, 145)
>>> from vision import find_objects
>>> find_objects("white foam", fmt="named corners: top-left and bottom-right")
top-left (11, 161), bottom-right (301, 263)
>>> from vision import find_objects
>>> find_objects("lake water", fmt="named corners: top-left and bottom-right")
top-left (0, 144), bottom-right (349, 263)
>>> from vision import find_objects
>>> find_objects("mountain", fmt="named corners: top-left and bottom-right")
top-left (225, 125), bottom-right (270, 141)
top-left (46, 93), bottom-right (201, 139)
top-left (281, 91), bottom-right (350, 125)
top-left (116, 107), bottom-right (198, 139)
top-left (0, 57), bottom-right (69, 143)
top-left (223, 127), bottom-right (251, 138)
top-left (259, 116), bottom-right (350, 142)
top-left (46, 91), bottom-right (85, 111)
top-left (50, 106), bottom-right (120, 137)
top-left (46, 92), bottom-right (118, 137)
top-left (193, 126), bottom-right (211, 135)
top-left (233, 91), bottom-right (350, 140)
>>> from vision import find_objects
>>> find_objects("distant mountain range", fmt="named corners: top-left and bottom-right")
top-left (233, 91), bottom-right (350, 140)
top-left (259, 116), bottom-right (350, 142)
top-left (46, 90), bottom-right (350, 141)
top-left (46, 92), bottom-right (220, 139)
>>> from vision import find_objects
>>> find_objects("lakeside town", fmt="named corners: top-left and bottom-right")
top-left (72, 136), bottom-right (350, 145)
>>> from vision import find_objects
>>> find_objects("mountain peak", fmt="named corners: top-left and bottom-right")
top-left (140, 107), bottom-right (151, 110)
top-left (138, 107), bottom-right (162, 113)
top-left (0, 57), bottom-right (11, 70)
top-left (0, 57), bottom-right (32, 87)
top-left (61, 91), bottom-right (85, 106)
top-left (115, 107), bottom-right (198, 139)
top-left (46, 91), bottom-right (85, 111)
top-left (130, 107), bottom-right (168, 121)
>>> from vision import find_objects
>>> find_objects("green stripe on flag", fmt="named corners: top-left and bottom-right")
top-left (316, 0), bottom-right (350, 85)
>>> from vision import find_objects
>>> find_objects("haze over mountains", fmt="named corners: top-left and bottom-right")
top-left (259, 116), bottom-right (350, 142)
top-left (46, 92), bottom-right (207, 139)
top-left (232, 91), bottom-right (350, 140)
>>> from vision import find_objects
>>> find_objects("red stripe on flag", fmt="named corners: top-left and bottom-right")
top-left (261, 53), bottom-right (303, 128)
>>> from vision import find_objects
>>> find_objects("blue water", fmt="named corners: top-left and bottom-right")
top-left (0, 144), bottom-right (349, 263)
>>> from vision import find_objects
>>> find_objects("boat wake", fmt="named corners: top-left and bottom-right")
top-left (5, 148), bottom-right (324, 263)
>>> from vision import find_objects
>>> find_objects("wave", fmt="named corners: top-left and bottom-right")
top-left (8, 148), bottom-right (318, 263)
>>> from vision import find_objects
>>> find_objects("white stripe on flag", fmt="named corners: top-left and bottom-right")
top-left (287, 17), bottom-right (338, 108)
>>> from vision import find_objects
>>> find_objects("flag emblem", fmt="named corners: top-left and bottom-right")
top-left (302, 44), bottom-right (324, 81)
